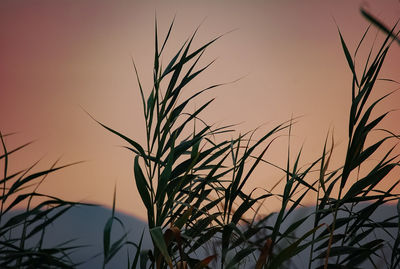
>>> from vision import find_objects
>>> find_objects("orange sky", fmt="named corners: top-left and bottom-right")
top-left (1, 0), bottom-right (399, 220)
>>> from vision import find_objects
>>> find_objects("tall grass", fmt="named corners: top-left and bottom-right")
top-left (0, 132), bottom-right (85, 268)
top-left (97, 18), bottom-right (400, 269)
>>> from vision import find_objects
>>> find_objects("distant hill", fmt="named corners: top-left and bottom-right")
top-left (42, 205), bottom-right (151, 268)
top-left (29, 203), bottom-right (399, 268)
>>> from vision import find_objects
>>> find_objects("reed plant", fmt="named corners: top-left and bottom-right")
top-left (0, 132), bottom-right (85, 268)
top-left (97, 17), bottom-right (400, 269)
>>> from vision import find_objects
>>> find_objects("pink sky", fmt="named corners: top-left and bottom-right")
top-left (1, 0), bottom-right (399, 220)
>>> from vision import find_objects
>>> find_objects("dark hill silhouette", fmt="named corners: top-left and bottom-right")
top-left (40, 205), bottom-right (151, 268)
top-left (13, 203), bottom-right (397, 268)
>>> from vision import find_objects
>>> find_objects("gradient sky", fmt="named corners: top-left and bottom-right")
top-left (1, 0), bottom-right (399, 220)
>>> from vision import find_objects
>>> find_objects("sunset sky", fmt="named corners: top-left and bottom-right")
top-left (1, 0), bottom-right (399, 220)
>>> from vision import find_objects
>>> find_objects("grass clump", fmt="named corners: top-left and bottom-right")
top-left (0, 132), bottom-right (85, 268)
top-left (97, 17), bottom-right (400, 269)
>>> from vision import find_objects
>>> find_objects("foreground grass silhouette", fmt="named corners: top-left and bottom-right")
top-left (1, 17), bottom-right (399, 269)
top-left (0, 132), bottom-right (85, 268)
top-left (97, 19), bottom-right (400, 269)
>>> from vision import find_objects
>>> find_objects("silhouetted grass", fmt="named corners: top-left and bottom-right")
top-left (0, 132), bottom-right (88, 268)
top-left (97, 17), bottom-right (400, 269)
